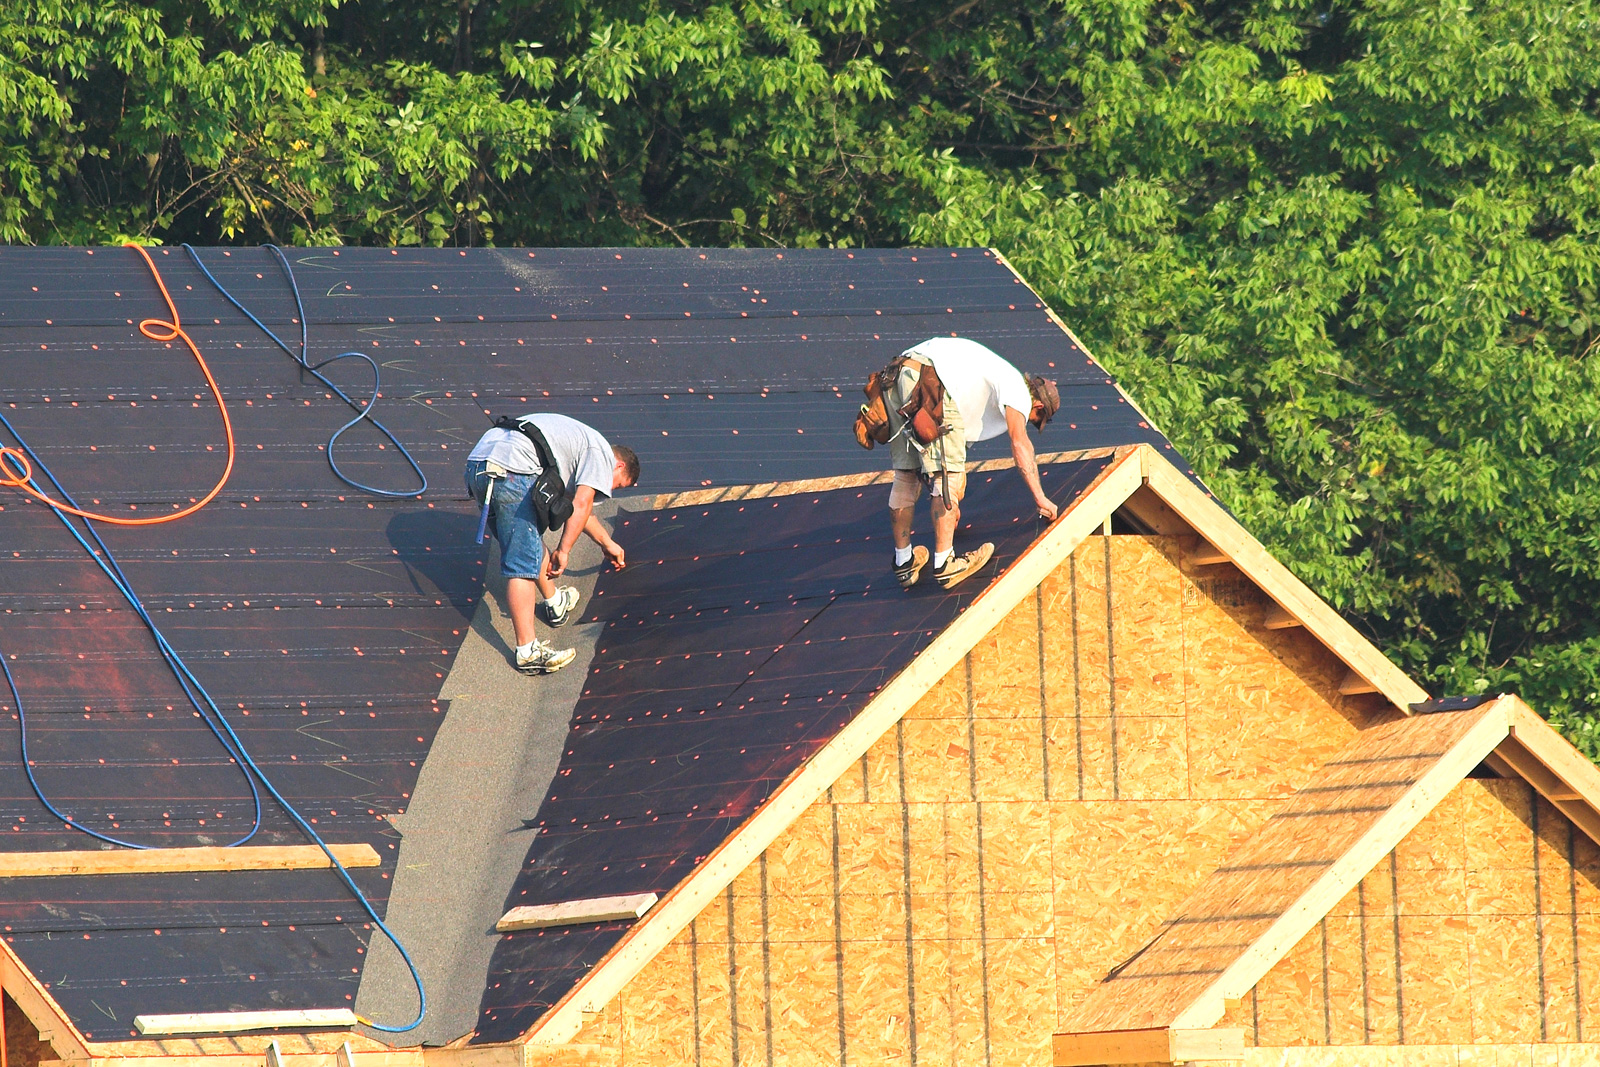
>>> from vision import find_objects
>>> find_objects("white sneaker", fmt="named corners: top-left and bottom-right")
top-left (540, 586), bottom-right (581, 627)
top-left (516, 640), bottom-right (577, 675)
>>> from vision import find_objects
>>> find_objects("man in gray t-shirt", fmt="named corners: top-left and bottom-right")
top-left (465, 413), bottom-right (640, 674)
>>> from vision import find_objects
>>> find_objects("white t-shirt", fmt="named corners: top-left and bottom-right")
top-left (902, 337), bottom-right (1032, 444)
top-left (467, 413), bottom-right (616, 496)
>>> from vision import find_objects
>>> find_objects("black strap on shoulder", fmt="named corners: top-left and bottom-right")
top-left (494, 415), bottom-right (560, 480)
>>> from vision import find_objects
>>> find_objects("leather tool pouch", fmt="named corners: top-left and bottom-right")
top-left (855, 358), bottom-right (945, 449)
top-left (854, 371), bottom-right (893, 449)
top-left (898, 360), bottom-right (945, 446)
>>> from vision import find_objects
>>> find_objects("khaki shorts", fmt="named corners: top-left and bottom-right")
top-left (889, 468), bottom-right (967, 510)
top-left (888, 360), bottom-right (965, 475)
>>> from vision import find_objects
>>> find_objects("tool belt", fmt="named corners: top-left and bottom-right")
top-left (492, 416), bottom-right (574, 530)
top-left (853, 356), bottom-right (945, 450)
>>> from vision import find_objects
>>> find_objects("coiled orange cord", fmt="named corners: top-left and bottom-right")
top-left (0, 243), bottom-right (235, 525)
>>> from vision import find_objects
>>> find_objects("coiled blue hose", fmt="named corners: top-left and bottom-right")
top-left (0, 340), bottom-right (427, 1034)
top-left (183, 244), bottom-right (427, 500)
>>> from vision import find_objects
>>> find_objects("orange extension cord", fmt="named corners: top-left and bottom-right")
top-left (0, 243), bottom-right (235, 524)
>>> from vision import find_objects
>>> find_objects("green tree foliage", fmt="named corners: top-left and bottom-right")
top-left (2, 0), bottom-right (1598, 743)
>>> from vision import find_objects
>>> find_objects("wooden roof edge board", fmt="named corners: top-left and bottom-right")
top-left (1053, 1027), bottom-right (1245, 1066)
top-left (1494, 696), bottom-right (1600, 847)
top-left (1165, 697), bottom-right (1515, 1030)
top-left (0, 844), bottom-right (379, 879)
top-left (495, 892), bottom-right (658, 932)
top-left (3, 935), bottom-right (95, 1064)
top-left (516, 446), bottom-right (1150, 1047)
top-left (642, 447), bottom-right (1122, 510)
top-left (1135, 445), bottom-right (1429, 711)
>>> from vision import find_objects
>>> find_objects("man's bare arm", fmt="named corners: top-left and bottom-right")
top-left (1006, 408), bottom-right (1058, 522)
top-left (584, 511), bottom-right (626, 570)
top-left (548, 485), bottom-right (596, 577)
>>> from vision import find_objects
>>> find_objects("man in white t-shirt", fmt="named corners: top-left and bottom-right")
top-left (883, 337), bottom-right (1060, 590)
top-left (465, 414), bottom-right (640, 674)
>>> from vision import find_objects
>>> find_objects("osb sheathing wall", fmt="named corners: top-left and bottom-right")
top-left (1219, 778), bottom-right (1600, 1047)
top-left (538, 534), bottom-right (1380, 1067)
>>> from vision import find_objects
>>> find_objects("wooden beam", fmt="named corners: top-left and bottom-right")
top-left (1116, 485), bottom-right (1193, 537)
top-left (1139, 448), bottom-right (1429, 711)
top-left (496, 892), bottom-right (658, 932)
top-left (1054, 1028), bottom-right (1244, 1066)
top-left (1493, 698), bottom-right (1600, 848)
top-left (1338, 670), bottom-right (1379, 696)
top-left (0, 844), bottom-right (380, 880)
top-left (1189, 544), bottom-right (1231, 566)
top-left (134, 1010), bottom-right (359, 1037)
top-left (520, 447), bottom-right (1149, 1046)
top-left (1262, 604), bottom-right (1301, 630)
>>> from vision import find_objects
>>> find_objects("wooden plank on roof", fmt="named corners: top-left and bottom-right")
top-left (496, 892), bottom-right (658, 932)
top-left (134, 1010), bottom-right (359, 1037)
top-left (0, 844), bottom-right (379, 879)
top-left (1060, 697), bottom-right (1513, 1037)
top-left (643, 447), bottom-right (1121, 510)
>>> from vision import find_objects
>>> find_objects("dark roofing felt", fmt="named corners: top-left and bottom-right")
top-left (0, 246), bottom-right (1175, 1046)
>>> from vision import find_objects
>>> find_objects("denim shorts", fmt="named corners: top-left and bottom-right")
top-left (465, 460), bottom-right (546, 580)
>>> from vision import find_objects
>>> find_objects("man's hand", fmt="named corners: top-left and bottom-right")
top-left (547, 546), bottom-right (570, 578)
top-left (602, 539), bottom-right (626, 571)
top-left (1007, 407), bottom-right (1056, 524)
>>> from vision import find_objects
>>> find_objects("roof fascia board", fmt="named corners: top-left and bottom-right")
top-left (520, 446), bottom-right (1149, 1046)
top-left (1166, 698), bottom-right (1515, 1029)
top-left (1495, 700), bottom-right (1600, 848)
top-left (1136, 445), bottom-right (1429, 711)
top-left (1, 936), bottom-right (93, 1064)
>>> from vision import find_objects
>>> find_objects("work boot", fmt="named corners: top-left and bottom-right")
top-left (516, 640), bottom-right (577, 675)
top-left (540, 586), bottom-right (581, 627)
top-left (894, 546), bottom-right (930, 590)
top-left (934, 542), bottom-right (995, 591)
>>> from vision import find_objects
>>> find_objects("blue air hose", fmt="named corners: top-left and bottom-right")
top-left (0, 412), bottom-right (264, 849)
top-left (0, 433), bottom-right (426, 1030)
top-left (183, 244), bottom-right (428, 500)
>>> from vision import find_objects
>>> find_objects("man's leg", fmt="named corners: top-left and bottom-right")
top-left (888, 469), bottom-right (930, 589)
top-left (892, 504), bottom-right (915, 551)
top-left (931, 471), bottom-right (993, 590)
top-left (506, 576), bottom-right (542, 648)
top-left (930, 489), bottom-right (959, 558)
top-left (491, 475), bottom-right (576, 673)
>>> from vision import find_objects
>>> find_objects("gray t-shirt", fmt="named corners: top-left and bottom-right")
top-left (467, 413), bottom-right (615, 497)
